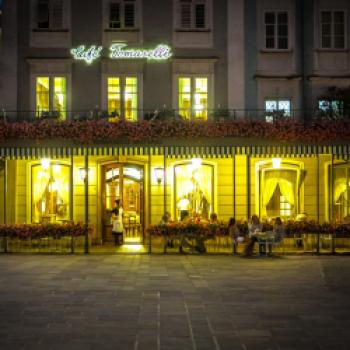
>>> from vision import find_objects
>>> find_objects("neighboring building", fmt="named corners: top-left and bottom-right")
top-left (0, 0), bottom-right (349, 247)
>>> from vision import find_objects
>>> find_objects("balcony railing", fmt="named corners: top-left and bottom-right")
top-left (0, 108), bottom-right (349, 123)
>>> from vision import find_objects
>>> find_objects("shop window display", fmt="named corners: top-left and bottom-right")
top-left (32, 161), bottom-right (70, 223)
top-left (174, 160), bottom-right (213, 220)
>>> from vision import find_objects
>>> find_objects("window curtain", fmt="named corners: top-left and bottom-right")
top-left (262, 169), bottom-right (296, 217)
top-left (334, 177), bottom-right (347, 203)
top-left (32, 170), bottom-right (50, 222)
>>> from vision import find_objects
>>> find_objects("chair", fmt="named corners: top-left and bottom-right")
top-left (293, 233), bottom-right (307, 251)
top-left (272, 238), bottom-right (285, 254)
top-left (320, 234), bottom-right (333, 251)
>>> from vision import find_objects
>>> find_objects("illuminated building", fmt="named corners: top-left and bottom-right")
top-left (0, 0), bottom-right (349, 249)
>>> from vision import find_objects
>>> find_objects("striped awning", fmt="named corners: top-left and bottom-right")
top-left (0, 145), bottom-right (349, 159)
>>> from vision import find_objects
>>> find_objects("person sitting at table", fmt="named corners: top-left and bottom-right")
top-left (274, 217), bottom-right (285, 243)
top-left (228, 217), bottom-right (243, 254)
top-left (243, 215), bottom-right (262, 256)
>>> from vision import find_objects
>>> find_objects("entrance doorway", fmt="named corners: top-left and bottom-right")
top-left (102, 163), bottom-right (144, 244)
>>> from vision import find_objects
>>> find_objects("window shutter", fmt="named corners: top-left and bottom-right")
top-left (124, 2), bottom-right (135, 28)
top-left (181, 2), bottom-right (192, 28)
top-left (110, 3), bottom-right (121, 28)
top-left (195, 3), bottom-right (205, 28)
top-left (37, 0), bottom-right (50, 28)
top-left (51, 0), bottom-right (63, 29)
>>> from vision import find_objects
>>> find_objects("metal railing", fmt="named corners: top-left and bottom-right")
top-left (0, 108), bottom-right (349, 123)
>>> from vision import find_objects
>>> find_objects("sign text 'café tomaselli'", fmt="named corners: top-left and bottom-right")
top-left (71, 44), bottom-right (172, 64)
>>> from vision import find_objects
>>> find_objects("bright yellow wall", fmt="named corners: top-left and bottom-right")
top-left (5, 154), bottom-right (334, 229)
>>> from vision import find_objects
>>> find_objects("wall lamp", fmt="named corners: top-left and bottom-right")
top-left (79, 167), bottom-right (91, 181)
top-left (154, 167), bottom-right (164, 185)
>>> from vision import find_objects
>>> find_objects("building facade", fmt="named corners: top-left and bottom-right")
top-left (0, 0), bottom-right (349, 247)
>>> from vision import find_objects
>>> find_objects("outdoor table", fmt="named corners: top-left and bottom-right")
top-left (252, 231), bottom-right (276, 255)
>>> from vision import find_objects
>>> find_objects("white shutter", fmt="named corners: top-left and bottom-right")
top-left (195, 3), bottom-right (205, 28)
top-left (110, 3), bottom-right (121, 28)
top-left (124, 2), bottom-right (135, 28)
top-left (181, 1), bottom-right (192, 28)
top-left (37, 0), bottom-right (50, 28)
top-left (51, 0), bottom-right (63, 29)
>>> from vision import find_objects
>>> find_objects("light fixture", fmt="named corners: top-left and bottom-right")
top-left (191, 158), bottom-right (202, 170)
top-left (79, 168), bottom-right (90, 181)
top-left (41, 158), bottom-right (50, 170)
top-left (272, 158), bottom-right (281, 169)
top-left (154, 167), bottom-right (164, 185)
top-left (53, 164), bottom-right (61, 173)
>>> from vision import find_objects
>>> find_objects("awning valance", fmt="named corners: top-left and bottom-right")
top-left (0, 145), bottom-right (349, 159)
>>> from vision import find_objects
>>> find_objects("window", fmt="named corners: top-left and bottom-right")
top-left (280, 195), bottom-right (292, 217)
top-left (265, 11), bottom-right (288, 49)
top-left (262, 169), bottom-right (297, 219)
top-left (178, 0), bottom-right (207, 29)
top-left (265, 99), bottom-right (291, 121)
top-left (319, 99), bottom-right (344, 118)
top-left (109, 1), bottom-right (136, 29)
top-left (321, 11), bottom-right (345, 49)
top-left (178, 77), bottom-right (208, 120)
top-left (37, 0), bottom-right (63, 30)
top-left (32, 162), bottom-right (70, 223)
top-left (174, 161), bottom-right (213, 221)
top-left (331, 163), bottom-right (350, 222)
top-left (107, 76), bottom-right (138, 121)
top-left (36, 76), bottom-right (66, 119)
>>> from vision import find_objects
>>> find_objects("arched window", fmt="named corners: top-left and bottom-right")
top-left (259, 162), bottom-right (300, 220)
top-left (331, 163), bottom-right (350, 222)
top-left (31, 162), bottom-right (70, 223)
top-left (174, 160), bottom-right (214, 221)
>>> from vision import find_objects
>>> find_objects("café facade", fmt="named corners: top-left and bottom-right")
top-left (0, 0), bottom-right (350, 249)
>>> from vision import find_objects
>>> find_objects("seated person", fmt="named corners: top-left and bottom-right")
top-left (243, 215), bottom-right (262, 256)
top-left (228, 217), bottom-right (244, 254)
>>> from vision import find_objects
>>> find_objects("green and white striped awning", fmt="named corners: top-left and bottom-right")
top-left (0, 145), bottom-right (349, 159)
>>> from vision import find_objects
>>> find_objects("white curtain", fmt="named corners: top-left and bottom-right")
top-left (262, 169), bottom-right (296, 217)
top-left (334, 178), bottom-right (347, 203)
top-left (32, 170), bottom-right (49, 222)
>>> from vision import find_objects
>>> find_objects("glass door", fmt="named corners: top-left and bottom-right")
top-left (102, 163), bottom-right (144, 244)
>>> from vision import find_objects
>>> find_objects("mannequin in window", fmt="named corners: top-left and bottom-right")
top-left (178, 195), bottom-right (190, 221)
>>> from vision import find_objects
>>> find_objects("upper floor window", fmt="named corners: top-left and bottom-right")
top-left (178, 77), bottom-right (208, 120)
top-left (319, 99), bottom-right (344, 118)
top-left (107, 76), bottom-right (138, 121)
top-left (109, 0), bottom-right (136, 29)
top-left (321, 11), bottom-right (345, 49)
top-left (178, 0), bottom-right (207, 30)
top-left (36, 76), bottom-right (66, 119)
top-left (264, 11), bottom-right (288, 49)
top-left (37, 0), bottom-right (63, 29)
top-left (265, 99), bottom-right (291, 122)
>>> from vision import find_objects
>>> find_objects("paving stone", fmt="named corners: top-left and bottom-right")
top-left (0, 255), bottom-right (350, 349)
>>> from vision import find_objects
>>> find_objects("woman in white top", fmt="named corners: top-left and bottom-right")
top-left (111, 199), bottom-right (123, 245)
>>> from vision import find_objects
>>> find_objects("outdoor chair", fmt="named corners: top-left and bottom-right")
top-left (320, 234), bottom-right (333, 250)
top-left (293, 233), bottom-right (307, 251)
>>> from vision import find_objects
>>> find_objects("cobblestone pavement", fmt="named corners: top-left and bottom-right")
top-left (0, 255), bottom-right (350, 350)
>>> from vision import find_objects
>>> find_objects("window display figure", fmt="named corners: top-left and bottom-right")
top-left (177, 195), bottom-right (190, 221)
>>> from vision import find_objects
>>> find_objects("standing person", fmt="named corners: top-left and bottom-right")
top-left (111, 199), bottom-right (123, 245)
top-left (243, 215), bottom-right (262, 256)
top-left (228, 217), bottom-right (242, 254)
top-left (273, 217), bottom-right (285, 243)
